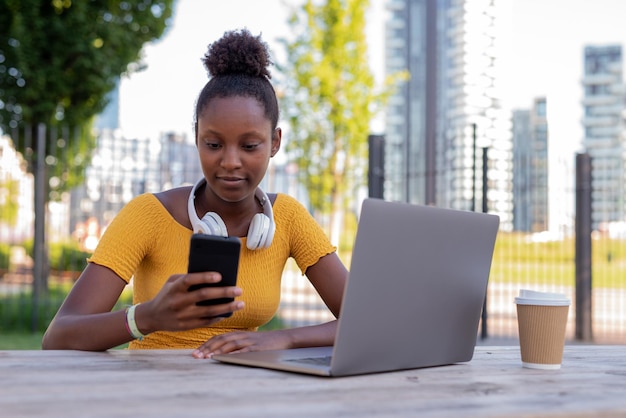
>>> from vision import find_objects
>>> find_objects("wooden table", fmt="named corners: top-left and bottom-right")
top-left (1, 345), bottom-right (625, 417)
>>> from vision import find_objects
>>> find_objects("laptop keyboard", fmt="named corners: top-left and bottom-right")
top-left (285, 356), bottom-right (332, 367)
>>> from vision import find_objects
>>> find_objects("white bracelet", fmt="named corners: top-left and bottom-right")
top-left (126, 304), bottom-right (147, 340)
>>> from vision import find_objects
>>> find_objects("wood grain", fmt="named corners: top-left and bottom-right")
top-left (1, 346), bottom-right (625, 417)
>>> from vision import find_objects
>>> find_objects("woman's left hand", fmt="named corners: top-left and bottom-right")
top-left (192, 330), bottom-right (292, 359)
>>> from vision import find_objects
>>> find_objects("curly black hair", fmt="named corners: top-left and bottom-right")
top-left (194, 29), bottom-right (279, 136)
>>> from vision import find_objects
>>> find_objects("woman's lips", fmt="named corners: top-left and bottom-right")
top-left (217, 176), bottom-right (245, 186)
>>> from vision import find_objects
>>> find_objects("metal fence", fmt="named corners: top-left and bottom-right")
top-left (1, 126), bottom-right (625, 344)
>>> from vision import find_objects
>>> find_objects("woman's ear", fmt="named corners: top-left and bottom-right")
top-left (271, 128), bottom-right (282, 157)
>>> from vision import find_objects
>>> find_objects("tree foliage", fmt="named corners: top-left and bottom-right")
top-left (0, 0), bottom-right (174, 196)
top-left (279, 0), bottom-right (405, 240)
top-left (0, 177), bottom-right (19, 226)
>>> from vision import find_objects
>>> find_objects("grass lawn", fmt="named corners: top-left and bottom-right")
top-left (0, 331), bottom-right (132, 350)
top-left (0, 331), bottom-right (44, 349)
top-left (491, 233), bottom-right (626, 288)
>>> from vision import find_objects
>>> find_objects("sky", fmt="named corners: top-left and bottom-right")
top-left (505, 0), bottom-right (626, 231)
top-left (118, 0), bottom-right (384, 140)
top-left (120, 0), bottom-right (626, 140)
top-left (509, 0), bottom-right (626, 144)
top-left (118, 0), bottom-right (626, 231)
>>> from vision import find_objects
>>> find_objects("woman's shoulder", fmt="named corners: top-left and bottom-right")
top-left (272, 193), bottom-right (307, 213)
top-left (154, 186), bottom-right (192, 208)
top-left (272, 193), bottom-right (316, 226)
top-left (122, 192), bottom-right (161, 212)
top-left (273, 192), bottom-right (300, 206)
top-left (109, 187), bottom-right (191, 231)
top-left (153, 185), bottom-right (194, 227)
top-left (124, 187), bottom-right (189, 214)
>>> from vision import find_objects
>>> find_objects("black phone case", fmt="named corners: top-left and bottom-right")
top-left (187, 234), bottom-right (241, 316)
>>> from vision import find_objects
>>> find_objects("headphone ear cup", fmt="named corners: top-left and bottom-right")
top-left (200, 212), bottom-right (228, 237)
top-left (247, 213), bottom-right (270, 250)
top-left (248, 188), bottom-right (275, 250)
top-left (264, 218), bottom-right (276, 249)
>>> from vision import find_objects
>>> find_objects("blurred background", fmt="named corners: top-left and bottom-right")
top-left (1, 0), bottom-right (625, 348)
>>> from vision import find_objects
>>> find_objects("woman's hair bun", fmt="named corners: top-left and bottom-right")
top-left (202, 28), bottom-right (272, 80)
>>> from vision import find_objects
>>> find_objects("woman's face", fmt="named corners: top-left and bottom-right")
top-left (196, 96), bottom-right (280, 205)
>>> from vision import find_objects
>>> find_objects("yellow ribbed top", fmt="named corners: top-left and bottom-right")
top-left (88, 193), bottom-right (335, 349)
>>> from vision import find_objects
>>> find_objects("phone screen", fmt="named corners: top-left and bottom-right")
top-left (187, 234), bottom-right (241, 315)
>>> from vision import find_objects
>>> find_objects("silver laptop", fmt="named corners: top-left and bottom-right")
top-left (212, 198), bottom-right (500, 377)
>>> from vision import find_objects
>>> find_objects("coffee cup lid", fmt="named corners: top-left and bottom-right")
top-left (514, 289), bottom-right (570, 306)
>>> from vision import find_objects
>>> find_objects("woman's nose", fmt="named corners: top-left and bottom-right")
top-left (220, 146), bottom-right (242, 169)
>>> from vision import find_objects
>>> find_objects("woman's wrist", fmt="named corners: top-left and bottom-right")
top-left (125, 303), bottom-right (151, 340)
top-left (279, 321), bottom-right (337, 349)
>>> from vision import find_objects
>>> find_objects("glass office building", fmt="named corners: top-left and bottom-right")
top-left (512, 98), bottom-right (548, 232)
top-left (384, 0), bottom-right (513, 230)
top-left (581, 45), bottom-right (626, 231)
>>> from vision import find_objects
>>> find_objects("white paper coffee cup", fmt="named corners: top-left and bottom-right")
top-left (515, 289), bottom-right (570, 370)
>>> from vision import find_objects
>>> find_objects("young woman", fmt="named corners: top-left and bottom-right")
top-left (42, 29), bottom-right (348, 358)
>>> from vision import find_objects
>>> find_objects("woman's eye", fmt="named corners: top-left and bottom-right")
top-left (243, 143), bottom-right (259, 150)
top-left (205, 142), bottom-right (221, 150)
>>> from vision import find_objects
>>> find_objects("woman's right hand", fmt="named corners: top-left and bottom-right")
top-left (42, 264), bottom-right (243, 351)
top-left (136, 272), bottom-right (244, 335)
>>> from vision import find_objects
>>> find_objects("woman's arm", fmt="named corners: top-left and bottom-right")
top-left (304, 251), bottom-right (347, 319)
top-left (277, 251), bottom-right (348, 347)
top-left (42, 263), bottom-right (132, 350)
top-left (42, 263), bottom-right (245, 351)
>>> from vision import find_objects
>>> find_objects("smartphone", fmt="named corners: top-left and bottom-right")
top-left (187, 234), bottom-right (241, 316)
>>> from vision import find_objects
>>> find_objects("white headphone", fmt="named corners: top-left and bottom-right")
top-left (187, 178), bottom-right (275, 250)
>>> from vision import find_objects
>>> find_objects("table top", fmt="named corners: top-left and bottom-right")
top-left (1, 345), bottom-right (625, 417)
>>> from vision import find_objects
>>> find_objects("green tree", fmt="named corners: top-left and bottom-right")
top-left (0, 177), bottom-right (19, 226)
top-left (0, 0), bottom-right (174, 194)
top-left (279, 0), bottom-right (405, 243)
top-left (0, 0), bottom-right (174, 313)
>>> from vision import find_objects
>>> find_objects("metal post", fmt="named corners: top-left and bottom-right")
top-left (404, 1), bottom-right (411, 202)
top-left (368, 135), bottom-right (385, 199)
top-left (575, 152), bottom-right (593, 341)
top-left (480, 146), bottom-right (489, 339)
top-left (482, 147), bottom-right (488, 214)
top-left (471, 124), bottom-right (477, 212)
top-left (424, 0), bottom-right (437, 206)
top-left (32, 123), bottom-right (48, 331)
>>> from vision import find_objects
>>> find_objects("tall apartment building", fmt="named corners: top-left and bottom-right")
top-left (512, 98), bottom-right (548, 232)
top-left (384, 0), bottom-right (513, 230)
top-left (581, 45), bottom-right (626, 230)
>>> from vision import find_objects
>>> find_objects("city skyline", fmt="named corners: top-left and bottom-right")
top-left (115, 0), bottom-right (626, 235)
top-left (120, 0), bottom-right (626, 143)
